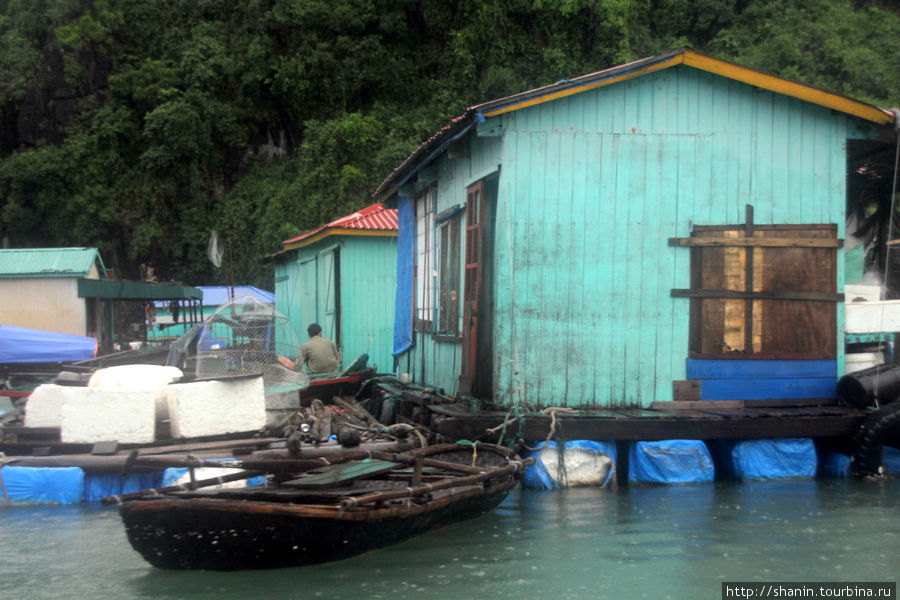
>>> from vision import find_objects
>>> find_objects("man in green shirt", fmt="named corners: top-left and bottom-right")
top-left (297, 323), bottom-right (341, 374)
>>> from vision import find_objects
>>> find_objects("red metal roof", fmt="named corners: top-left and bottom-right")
top-left (282, 203), bottom-right (398, 246)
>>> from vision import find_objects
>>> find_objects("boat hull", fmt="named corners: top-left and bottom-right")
top-left (121, 480), bottom-right (514, 570)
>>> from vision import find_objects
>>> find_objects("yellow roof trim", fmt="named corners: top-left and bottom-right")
top-left (480, 50), bottom-right (893, 125)
top-left (682, 51), bottom-right (894, 125)
top-left (282, 228), bottom-right (397, 251)
top-left (482, 55), bottom-right (685, 118)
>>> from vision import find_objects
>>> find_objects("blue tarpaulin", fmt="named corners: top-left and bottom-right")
top-left (0, 466), bottom-right (85, 504)
top-left (719, 438), bottom-right (817, 481)
top-left (162, 465), bottom-right (267, 489)
top-left (522, 440), bottom-right (617, 489)
top-left (0, 324), bottom-right (96, 364)
top-left (392, 195), bottom-right (415, 367)
top-left (819, 447), bottom-right (900, 478)
top-left (629, 440), bottom-right (715, 484)
top-left (817, 451), bottom-right (852, 478)
top-left (83, 472), bottom-right (164, 503)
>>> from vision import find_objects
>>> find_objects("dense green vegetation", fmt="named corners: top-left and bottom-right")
top-left (1, 0), bottom-right (898, 288)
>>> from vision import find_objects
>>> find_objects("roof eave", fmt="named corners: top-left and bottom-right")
top-left (282, 227), bottom-right (398, 252)
top-left (373, 48), bottom-right (896, 204)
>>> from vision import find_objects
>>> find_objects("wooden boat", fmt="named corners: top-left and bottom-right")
top-left (116, 442), bottom-right (531, 570)
top-left (299, 365), bottom-right (376, 406)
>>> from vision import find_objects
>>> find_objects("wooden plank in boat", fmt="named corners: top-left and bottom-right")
top-left (169, 486), bottom-right (382, 503)
top-left (281, 460), bottom-right (402, 489)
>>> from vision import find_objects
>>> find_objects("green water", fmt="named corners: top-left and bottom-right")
top-left (1, 479), bottom-right (897, 600)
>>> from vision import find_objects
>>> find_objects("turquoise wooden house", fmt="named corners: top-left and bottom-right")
top-left (274, 203), bottom-right (398, 372)
top-left (375, 49), bottom-right (897, 409)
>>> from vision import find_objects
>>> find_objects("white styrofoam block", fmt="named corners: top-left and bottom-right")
top-left (60, 387), bottom-right (156, 443)
top-left (88, 364), bottom-right (182, 388)
top-left (844, 284), bottom-right (882, 303)
top-left (538, 445), bottom-right (614, 487)
top-left (87, 365), bottom-right (182, 421)
top-left (845, 300), bottom-right (900, 333)
top-left (165, 376), bottom-right (266, 438)
top-left (24, 384), bottom-right (69, 428)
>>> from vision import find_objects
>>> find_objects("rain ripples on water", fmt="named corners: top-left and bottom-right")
top-left (1, 479), bottom-right (898, 599)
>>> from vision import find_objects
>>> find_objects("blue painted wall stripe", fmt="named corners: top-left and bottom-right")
top-left (687, 359), bottom-right (837, 379)
top-left (700, 377), bottom-right (837, 401)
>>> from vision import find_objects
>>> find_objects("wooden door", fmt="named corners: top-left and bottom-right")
top-left (460, 181), bottom-right (485, 395)
top-left (318, 248), bottom-right (340, 346)
top-left (299, 257), bottom-right (317, 331)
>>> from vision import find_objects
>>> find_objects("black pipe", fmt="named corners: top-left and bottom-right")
top-left (837, 363), bottom-right (900, 408)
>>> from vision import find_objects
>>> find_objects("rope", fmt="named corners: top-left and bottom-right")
top-left (340, 422), bottom-right (429, 448)
top-left (522, 407), bottom-right (578, 451)
top-left (0, 453), bottom-right (8, 504)
top-left (454, 439), bottom-right (479, 466)
top-left (874, 122), bottom-right (900, 401)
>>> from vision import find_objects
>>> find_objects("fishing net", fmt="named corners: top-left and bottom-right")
top-left (194, 295), bottom-right (309, 393)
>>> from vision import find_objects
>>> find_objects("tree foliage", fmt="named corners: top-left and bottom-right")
top-left (1, 0), bottom-right (898, 289)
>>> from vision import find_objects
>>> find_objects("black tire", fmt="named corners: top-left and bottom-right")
top-left (850, 402), bottom-right (900, 478)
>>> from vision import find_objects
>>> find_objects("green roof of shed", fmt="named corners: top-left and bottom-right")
top-left (77, 278), bottom-right (202, 300)
top-left (0, 247), bottom-right (106, 278)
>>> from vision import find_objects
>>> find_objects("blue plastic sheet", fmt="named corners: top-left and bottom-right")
top-left (818, 447), bottom-right (900, 478)
top-left (83, 472), bottom-right (164, 503)
top-left (0, 324), bottom-right (96, 364)
top-left (163, 465), bottom-right (267, 488)
top-left (392, 195), bottom-right (415, 366)
top-left (817, 450), bottom-right (851, 478)
top-left (0, 466), bottom-right (84, 504)
top-left (522, 440), bottom-right (617, 489)
top-left (721, 438), bottom-right (817, 481)
top-left (629, 440), bottom-right (714, 484)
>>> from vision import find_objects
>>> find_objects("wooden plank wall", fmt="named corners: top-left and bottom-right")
top-left (339, 237), bottom-right (398, 373)
top-left (0, 278), bottom-right (86, 336)
top-left (395, 136), bottom-right (502, 397)
top-left (491, 66), bottom-right (860, 408)
top-left (274, 237), bottom-right (397, 373)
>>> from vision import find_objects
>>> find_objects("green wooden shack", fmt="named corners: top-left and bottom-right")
top-left (273, 203), bottom-right (398, 372)
top-left (376, 49), bottom-right (898, 410)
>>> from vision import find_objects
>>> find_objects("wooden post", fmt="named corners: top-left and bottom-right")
top-left (744, 204), bottom-right (755, 353)
top-left (412, 456), bottom-right (424, 487)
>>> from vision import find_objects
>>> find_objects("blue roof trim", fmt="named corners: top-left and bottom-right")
top-left (396, 117), bottom-right (480, 188)
top-left (473, 53), bottom-right (679, 116)
top-left (434, 203), bottom-right (465, 223)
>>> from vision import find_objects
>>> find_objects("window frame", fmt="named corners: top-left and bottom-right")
top-left (434, 205), bottom-right (463, 339)
top-left (414, 187), bottom-right (435, 329)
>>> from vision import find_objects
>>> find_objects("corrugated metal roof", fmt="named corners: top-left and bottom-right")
top-left (78, 279), bottom-right (201, 300)
top-left (373, 48), bottom-right (896, 201)
top-left (198, 286), bottom-right (274, 307)
top-left (151, 286), bottom-right (273, 308)
top-left (0, 247), bottom-right (106, 278)
top-left (281, 203), bottom-right (398, 249)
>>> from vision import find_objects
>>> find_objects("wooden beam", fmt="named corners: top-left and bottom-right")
top-left (744, 204), bottom-right (755, 355)
top-left (652, 398), bottom-right (838, 410)
top-left (669, 237), bottom-right (843, 248)
top-left (671, 289), bottom-right (844, 302)
top-left (431, 412), bottom-right (866, 442)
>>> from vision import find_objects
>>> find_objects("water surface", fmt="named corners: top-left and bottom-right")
top-left (2, 479), bottom-right (897, 599)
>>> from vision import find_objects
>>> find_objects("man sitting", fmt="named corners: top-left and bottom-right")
top-left (279, 323), bottom-right (341, 375)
